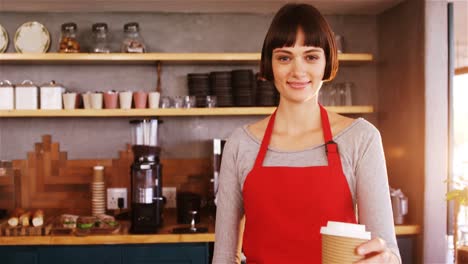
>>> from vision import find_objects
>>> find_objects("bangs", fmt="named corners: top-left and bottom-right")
top-left (266, 6), bottom-right (329, 51)
top-left (268, 22), bottom-right (328, 51)
top-left (260, 3), bottom-right (338, 81)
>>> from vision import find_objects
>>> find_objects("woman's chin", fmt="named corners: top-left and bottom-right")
top-left (280, 95), bottom-right (316, 105)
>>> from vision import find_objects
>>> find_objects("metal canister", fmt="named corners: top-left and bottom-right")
top-left (15, 80), bottom-right (38, 110)
top-left (0, 80), bottom-right (14, 110)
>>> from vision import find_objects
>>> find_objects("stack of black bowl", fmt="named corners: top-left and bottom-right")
top-left (210, 71), bottom-right (234, 107)
top-left (187, 73), bottom-right (210, 107)
top-left (256, 78), bottom-right (278, 106)
top-left (231, 69), bottom-right (256, 106)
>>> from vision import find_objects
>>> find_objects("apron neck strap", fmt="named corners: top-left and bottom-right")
top-left (254, 109), bottom-right (277, 168)
top-left (253, 104), bottom-right (335, 168)
top-left (319, 104), bottom-right (333, 143)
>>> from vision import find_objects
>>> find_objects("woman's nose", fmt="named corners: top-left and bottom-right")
top-left (291, 58), bottom-right (307, 77)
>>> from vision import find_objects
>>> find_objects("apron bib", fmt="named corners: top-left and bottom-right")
top-left (242, 104), bottom-right (356, 264)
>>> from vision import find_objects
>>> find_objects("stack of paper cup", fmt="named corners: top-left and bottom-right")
top-left (320, 221), bottom-right (371, 264)
top-left (91, 165), bottom-right (105, 216)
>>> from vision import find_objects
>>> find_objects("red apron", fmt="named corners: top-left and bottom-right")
top-left (242, 104), bottom-right (357, 264)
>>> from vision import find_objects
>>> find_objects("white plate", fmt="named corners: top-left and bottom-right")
top-left (0, 24), bottom-right (8, 53)
top-left (14, 21), bottom-right (50, 53)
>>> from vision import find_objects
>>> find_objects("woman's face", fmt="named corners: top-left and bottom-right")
top-left (272, 30), bottom-right (326, 104)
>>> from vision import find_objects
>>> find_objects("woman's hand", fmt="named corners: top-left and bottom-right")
top-left (354, 237), bottom-right (399, 264)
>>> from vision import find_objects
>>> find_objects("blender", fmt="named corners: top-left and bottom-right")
top-left (129, 119), bottom-right (164, 234)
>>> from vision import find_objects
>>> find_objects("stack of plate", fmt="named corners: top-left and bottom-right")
top-left (91, 166), bottom-right (105, 216)
top-left (256, 78), bottom-right (278, 106)
top-left (187, 73), bottom-right (210, 107)
top-left (210, 71), bottom-right (234, 107)
top-left (231, 70), bottom-right (255, 106)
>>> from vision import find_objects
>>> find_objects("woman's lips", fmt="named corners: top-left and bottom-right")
top-left (287, 81), bottom-right (310, 89)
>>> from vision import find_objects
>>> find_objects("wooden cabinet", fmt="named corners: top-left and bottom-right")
top-left (0, 247), bottom-right (39, 264)
top-left (0, 244), bottom-right (210, 264)
top-left (40, 246), bottom-right (121, 264)
top-left (123, 244), bottom-right (209, 264)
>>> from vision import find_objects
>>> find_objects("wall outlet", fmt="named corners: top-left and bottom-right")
top-left (107, 188), bottom-right (128, 210)
top-left (162, 187), bottom-right (176, 208)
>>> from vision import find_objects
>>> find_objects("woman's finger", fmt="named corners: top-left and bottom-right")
top-left (356, 237), bottom-right (387, 256)
top-left (354, 249), bottom-right (393, 264)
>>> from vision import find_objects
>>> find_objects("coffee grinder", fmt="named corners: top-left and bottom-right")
top-left (130, 119), bottom-right (164, 234)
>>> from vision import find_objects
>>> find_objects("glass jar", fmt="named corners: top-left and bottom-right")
top-left (59, 22), bottom-right (80, 53)
top-left (91, 23), bottom-right (110, 53)
top-left (121, 22), bottom-right (146, 53)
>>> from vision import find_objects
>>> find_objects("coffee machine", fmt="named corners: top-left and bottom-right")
top-left (130, 119), bottom-right (164, 234)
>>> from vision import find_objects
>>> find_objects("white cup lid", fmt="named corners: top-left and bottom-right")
top-left (320, 221), bottom-right (371, 240)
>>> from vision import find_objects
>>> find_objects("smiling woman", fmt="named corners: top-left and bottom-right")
top-left (271, 34), bottom-right (327, 104)
top-left (213, 3), bottom-right (401, 264)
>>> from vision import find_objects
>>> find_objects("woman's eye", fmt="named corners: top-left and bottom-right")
top-left (277, 56), bottom-right (290, 62)
top-left (306, 55), bottom-right (319, 61)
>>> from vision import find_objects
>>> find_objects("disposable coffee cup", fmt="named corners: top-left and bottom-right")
top-left (320, 221), bottom-right (371, 264)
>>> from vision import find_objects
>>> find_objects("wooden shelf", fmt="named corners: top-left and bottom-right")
top-left (0, 106), bottom-right (374, 117)
top-left (394, 225), bottom-right (421, 235)
top-left (0, 52), bottom-right (373, 64)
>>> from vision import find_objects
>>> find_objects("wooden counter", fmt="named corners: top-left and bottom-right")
top-left (395, 224), bottom-right (421, 236)
top-left (0, 222), bottom-right (420, 245)
top-left (0, 209), bottom-right (215, 245)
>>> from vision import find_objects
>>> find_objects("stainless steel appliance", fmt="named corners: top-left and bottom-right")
top-left (130, 119), bottom-right (164, 234)
top-left (212, 138), bottom-right (226, 206)
top-left (390, 187), bottom-right (408, 225)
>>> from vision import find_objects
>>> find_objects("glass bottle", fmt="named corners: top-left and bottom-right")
top-left (121, 22), bottom-right (146, 53)
top-left (343, 82), bottom-right (354, 106)
top-left (91, 23), bottom-right (111, 53)
top-left (59, 22), bottom-right (80, 53)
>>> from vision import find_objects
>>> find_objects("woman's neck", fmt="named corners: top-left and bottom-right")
top-left (274, 97), bottom-right (322, 136)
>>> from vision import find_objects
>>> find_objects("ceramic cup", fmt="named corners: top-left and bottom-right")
top-left (103, 91), bottom-right (118, 109)
top-left (62, 93), bottom-right (77, 110)
top-left (133, 91), bottom-right (148, 109)
top-left (90, 92), bottom-right (103, 109)
top-left (148, 92), bottom-right (161, 109)
top-left (119, 91), bottom-right (133, 109)
top-left (320, 221), bottom-right (371, 264)
top-left (82, 92), bottom-right (92, 109)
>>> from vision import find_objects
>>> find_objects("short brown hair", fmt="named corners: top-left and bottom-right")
top-left (260, 3), bottom-right (338, 82)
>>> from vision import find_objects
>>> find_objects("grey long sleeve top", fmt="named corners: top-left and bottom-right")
top-left (213, 118), bottom-right (401, 263)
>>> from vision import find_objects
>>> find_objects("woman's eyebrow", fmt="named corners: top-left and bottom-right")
top-left (273, 48), bottom-right (322, 54)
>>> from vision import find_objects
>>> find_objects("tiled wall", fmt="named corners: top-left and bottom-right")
top-left (0, 12), bottom-right (378, 160)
